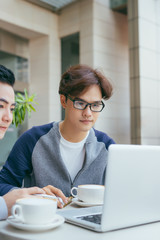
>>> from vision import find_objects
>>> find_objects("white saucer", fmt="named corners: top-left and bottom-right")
top-left (72, 198), bottom-right (103, 207)
top-left (7, 214), bottom-right (64, 232)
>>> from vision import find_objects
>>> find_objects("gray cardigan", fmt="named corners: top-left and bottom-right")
top-left (0, 122), bottom-right (115, 196)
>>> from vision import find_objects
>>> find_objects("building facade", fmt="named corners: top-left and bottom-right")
top-left (0, 0), bottom-right (160, 164)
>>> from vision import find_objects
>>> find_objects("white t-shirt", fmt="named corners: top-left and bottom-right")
top-left (0, 196), bottom-right (8, 220)
top-left (60, 132), bottom-right (89, 182)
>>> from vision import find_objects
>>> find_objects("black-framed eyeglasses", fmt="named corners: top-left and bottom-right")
top-left (67, 95), bottom-right (105, 112)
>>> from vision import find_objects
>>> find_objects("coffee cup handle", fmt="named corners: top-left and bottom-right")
top-left (71, 187), bottom-right (78, 198)
top-left (11, 204), bottom-right (24, 222)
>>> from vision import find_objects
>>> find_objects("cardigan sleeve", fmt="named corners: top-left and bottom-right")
top-left (0, 123), bottom-right (53, 196)
top-left (0, 197), bottom-right (8, 220)
top-left (0, 130), bottom-right (34, 195)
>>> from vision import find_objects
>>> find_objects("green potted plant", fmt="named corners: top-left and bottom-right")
top-left (12, 89), bottom-right (37, 127)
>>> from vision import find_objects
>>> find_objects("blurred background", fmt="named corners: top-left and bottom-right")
top-left (0, 0), bottom-right (160, 165)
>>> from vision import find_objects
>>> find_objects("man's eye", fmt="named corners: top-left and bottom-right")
top-left (11, 108), bottom-right (15, 112)
top-left (76, 101), bottom-right (85, 106)
top-left (0, 104), bottom-right (4, 108)
top-left (92, 103), bottom-right (100, 107)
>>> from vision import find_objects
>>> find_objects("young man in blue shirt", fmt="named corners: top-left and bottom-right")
top-left (0, 65), bottom-right (45, 220)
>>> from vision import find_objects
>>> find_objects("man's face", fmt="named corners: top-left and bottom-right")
top-left (61, 84), bottom-right (103, 133)
top-left (0, 82), bottom-right (15, 139)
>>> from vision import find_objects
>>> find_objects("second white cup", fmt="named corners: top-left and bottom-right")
top-left (71, 184), bottom-right (105, 204)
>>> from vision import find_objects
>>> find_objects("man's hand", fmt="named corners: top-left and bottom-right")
top-left (43, 185), bottom-right (68, 208)
top-left (3, 187), bottom-right (45, 216)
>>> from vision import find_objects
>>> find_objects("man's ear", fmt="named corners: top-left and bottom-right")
top-left (60, 95), bottom-right (66, 108)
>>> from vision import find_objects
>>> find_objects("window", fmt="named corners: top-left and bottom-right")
top-left (61, 32), bottom-right (79, 120)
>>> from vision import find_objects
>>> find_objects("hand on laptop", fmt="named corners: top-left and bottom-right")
top-left (43, 185), bottom-right (69, 208)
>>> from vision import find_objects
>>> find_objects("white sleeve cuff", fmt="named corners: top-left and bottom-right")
top-left (0, 197), bottom-right (8, 220)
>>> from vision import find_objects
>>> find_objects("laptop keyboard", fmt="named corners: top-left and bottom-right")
top-left (77, 214), bottom-right (102, 225)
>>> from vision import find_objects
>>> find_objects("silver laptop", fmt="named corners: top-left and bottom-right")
top-left (59, 144), bottom-right (160, 232)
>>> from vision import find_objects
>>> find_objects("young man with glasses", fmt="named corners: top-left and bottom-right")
top-left (0, 64), bottom-right (115, 207)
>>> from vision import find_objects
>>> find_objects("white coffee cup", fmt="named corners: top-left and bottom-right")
top-left (71, 184), bottom-right (105, 204)
top-left (11, 198), bottom-right (57, 225)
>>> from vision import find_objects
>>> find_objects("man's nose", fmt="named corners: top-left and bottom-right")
top-left (3, 109), bottom-right (12, 123)
top-left (82, 105), bottom-right (92, 116)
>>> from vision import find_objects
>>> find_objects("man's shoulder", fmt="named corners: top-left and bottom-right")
top-left (27, 122), bottom-right (54, 135)
top-left (19, 122), bottom-right (54, 143)
top-left (93, 128), bottom-right (115, 150)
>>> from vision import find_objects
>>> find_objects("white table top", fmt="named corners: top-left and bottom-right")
top-left (1, 203), bottom-right (160, 240)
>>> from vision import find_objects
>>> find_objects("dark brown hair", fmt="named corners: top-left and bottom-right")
top-left (59, 64), bottom-right (113, 100)
top-left (0, 65), bottom-right (15, 86)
